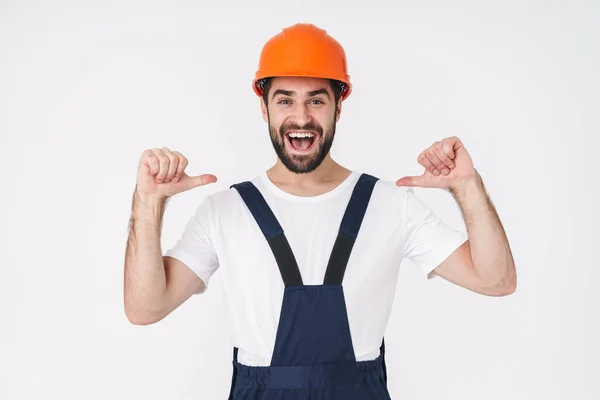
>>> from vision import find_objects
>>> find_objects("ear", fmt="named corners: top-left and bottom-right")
top-left (335, 99), bottom-right (342, 122)
top-left (260, 97), bottom-right (268, 123)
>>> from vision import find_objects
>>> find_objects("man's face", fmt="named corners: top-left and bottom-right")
top-left (261, 77), bottom-right (341, 174)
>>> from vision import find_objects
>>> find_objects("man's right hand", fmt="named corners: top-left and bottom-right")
top-left (135, 147), bottom-right (217, 201)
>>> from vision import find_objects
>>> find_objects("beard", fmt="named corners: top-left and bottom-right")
top-left (268, 117), bottom-right (336, 174)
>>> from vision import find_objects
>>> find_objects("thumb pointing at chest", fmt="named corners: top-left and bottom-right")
top-left (179, 173), bottom-right (218, 191)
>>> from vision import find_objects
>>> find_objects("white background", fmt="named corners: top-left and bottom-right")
top-left (1, 1), bottom-right (599, 399)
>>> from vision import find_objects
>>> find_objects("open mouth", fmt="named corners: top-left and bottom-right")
top-left (286, 131), bottom-right (318, 153)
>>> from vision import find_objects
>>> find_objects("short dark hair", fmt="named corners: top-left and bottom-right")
top-left (259, 77), bottom-right (345, 105)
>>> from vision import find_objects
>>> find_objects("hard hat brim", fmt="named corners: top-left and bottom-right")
top-left (252, 74), bottom-right (352, 101)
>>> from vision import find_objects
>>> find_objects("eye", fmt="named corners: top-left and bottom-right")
top-left (310, 99), bottom-right (324, 105)
top-left (278, 99), bottom-right (291, 105)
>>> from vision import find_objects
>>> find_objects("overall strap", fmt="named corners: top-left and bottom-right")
top-left (323, 173), bottom-right (379, 285)
top-left (231, 181), bottom-right (303, 287)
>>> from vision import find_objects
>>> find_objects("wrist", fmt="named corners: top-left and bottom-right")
top-left (448, 170), bottom-right (483, 199)
top-left (132, 187), bottom-right (168, 219)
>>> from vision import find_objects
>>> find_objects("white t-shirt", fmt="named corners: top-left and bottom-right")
top-left (164, 170), bottom-right (468, 366)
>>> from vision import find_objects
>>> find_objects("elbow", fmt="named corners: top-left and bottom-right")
top-left (124, 302), bottom-right (164, 326)
top-left (506, 276), bottom-right (517, 295)
top-left (126, 311), bottom-right (159, 326)
top-left (503, 264), bottom-right (518, 295)
top-left (495, 281), bottom-right (516, 296)
top-left (489, 270), bottom-right (517, 297)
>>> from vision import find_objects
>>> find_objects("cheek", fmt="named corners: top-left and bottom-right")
top-left (269, 118), bottom-right (285, 136)
top-left (266, 108), bottom-right (283, 124)
top-left (270, 116), bottom-right (284, 129)
top-left (315, 113), bottom-right (335, 130)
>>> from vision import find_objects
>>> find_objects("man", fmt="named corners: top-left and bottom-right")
top-left (124, 23), bottom-right (516, 399)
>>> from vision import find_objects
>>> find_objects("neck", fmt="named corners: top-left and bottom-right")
top-left (266, 155), bottom-right (352, 196)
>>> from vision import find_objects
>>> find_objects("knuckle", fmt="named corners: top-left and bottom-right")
top-left (142, 151), bottom-right (155, 161)
top-left (173, 151), bottom-right (185, 162)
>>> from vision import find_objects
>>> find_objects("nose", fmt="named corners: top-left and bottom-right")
top-left (291, 103), bottom-right (312, 127)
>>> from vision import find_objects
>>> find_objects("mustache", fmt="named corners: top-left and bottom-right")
top-left (279, 122), bottom-right (323, 136)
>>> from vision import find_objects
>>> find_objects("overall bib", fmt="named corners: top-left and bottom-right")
top-left (228, 173), bottom-right (391, 399)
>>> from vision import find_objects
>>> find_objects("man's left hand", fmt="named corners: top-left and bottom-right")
top-left (396, 136), bottom-right (478, 190)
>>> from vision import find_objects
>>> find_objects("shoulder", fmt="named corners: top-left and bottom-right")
top-left (364, 173), bottom-right (412, 205)
top-left (344, 172), bottom-right (414, 224)
top-left (198, 174), bottom-right (263, 213)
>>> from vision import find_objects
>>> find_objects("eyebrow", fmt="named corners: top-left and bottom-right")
top-left (271, 88), bottom-right (331, 100)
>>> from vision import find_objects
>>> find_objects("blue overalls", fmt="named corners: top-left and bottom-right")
top-left (228, 173), bottom-right (391, 399)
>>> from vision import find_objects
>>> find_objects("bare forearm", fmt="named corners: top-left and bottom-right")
top-left (124, 189), bottom-right (169, 323)
top-left (450, 171), bottom-right (516, 292)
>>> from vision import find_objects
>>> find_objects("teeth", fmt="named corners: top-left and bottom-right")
top-left (288, 132), bottom-right (315, 138)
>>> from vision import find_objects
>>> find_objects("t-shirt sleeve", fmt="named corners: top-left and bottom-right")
top-left (163, 195), bottom-right (219, 294)
top-left (402, 187), bottom-right (468, 277)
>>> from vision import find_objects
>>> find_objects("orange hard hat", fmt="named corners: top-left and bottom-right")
top-left (252, 23), bottom-right (352, 101)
